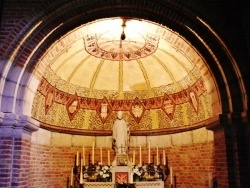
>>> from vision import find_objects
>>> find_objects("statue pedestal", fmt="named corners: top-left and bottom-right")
top-left (112, 166), bottom-right (133, 184)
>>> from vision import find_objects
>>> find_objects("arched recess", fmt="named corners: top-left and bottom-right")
top-left (0, 0), bottom-right (246, 125)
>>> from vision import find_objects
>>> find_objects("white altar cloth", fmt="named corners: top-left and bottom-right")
top-left (134, 181), bottom-right (164, 187)
top-left (83, 181), bottom-right (164, 188)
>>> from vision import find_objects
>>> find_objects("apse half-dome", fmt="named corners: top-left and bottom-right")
top-left (32, 17), bottom-right (219, 135)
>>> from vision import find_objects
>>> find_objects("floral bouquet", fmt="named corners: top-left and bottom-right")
top-left (132, 165), bottom-right (144, 181)
top-left (140, 163), bottom-right (157, 180)
top-left (97, 165), bottom-right (112, 182)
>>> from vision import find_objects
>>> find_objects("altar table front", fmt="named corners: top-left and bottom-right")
top-left (83, 181), bottom-right (164, 188)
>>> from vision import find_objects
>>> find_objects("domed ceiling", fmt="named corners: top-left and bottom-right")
top-left (32, 17), bottom-right (217, 135)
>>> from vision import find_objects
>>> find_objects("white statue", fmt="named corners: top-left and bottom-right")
top-left (112, 111), bottom-right (129, 155)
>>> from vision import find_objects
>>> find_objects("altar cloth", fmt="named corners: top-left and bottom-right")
top-left (83, 181), bottom-right (164, 188)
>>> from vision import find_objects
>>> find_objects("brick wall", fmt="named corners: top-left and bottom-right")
top-left (165, 142), bottom-right (215, 187)
top-left (214, 128), bottom-right (229, 187)
top-left (30, 141), bottom-right (214, 188)
top-left (30, 144), bottom-right (75, 188)
top-left (12, 136), bottom-right (32, 187)
top-left (0, 135), bottom-right (13, 187)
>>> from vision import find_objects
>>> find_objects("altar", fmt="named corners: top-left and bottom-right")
top-left (83, 181), bottom-right (164, 188)
top-left (69, 111), bottom-right (168, 188)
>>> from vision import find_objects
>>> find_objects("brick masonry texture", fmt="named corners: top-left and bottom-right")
top-left (29, 141), bottom-right (214, 188)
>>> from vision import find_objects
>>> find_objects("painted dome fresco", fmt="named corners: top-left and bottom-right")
top-left (32, 17), bottom-right (219, 135)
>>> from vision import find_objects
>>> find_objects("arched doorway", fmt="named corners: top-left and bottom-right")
top-left (0, 1), bottom-right (248, 187)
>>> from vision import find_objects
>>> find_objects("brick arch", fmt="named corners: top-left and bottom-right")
top-left (0, 0), bottom-right (245, 116)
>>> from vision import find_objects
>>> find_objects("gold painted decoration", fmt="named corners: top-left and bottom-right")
top-left (37, 77), bottom-right (206, 124)
top-left (161, 94), bottom-right (176, 120)
top-left (84, 34), bottom-right (159, 61)
top-left (169, 90), bottom-right (189, 105)
top-left (66, 93), bottom-right (80, 121)
top-left (110, 99), bottom-right (132, 111)
top-left (96, 97), bottom-right (112, 123)
top-left (129, 97), bottom-right (145, 123)
top-left (188, 87), bottom-right (199, 113)
top-left (191, 78), bottom-right (206, 96)
top-left (142, 97), bottom-right (163, 109)
top-left (45, 85), bottom-right (55, 114)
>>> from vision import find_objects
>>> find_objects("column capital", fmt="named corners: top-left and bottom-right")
top-left (0, 112), bottom-right (39, 136)
top-left (206, 111), bottom-right (250, 131)
top-left (231, 111), bottom-right (248, 123)
top-left (17, 115), bottom-right (40, 133)
top-left (206, 114), bottom-right (225, 131)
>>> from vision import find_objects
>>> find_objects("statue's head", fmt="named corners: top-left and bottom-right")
top-left (117, 111), bottom-right (123, 119)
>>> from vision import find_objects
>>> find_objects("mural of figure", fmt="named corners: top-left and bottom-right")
top-left (100, 103), bottom-right (108, 119)
top-left (68, 100), bottom-right (78, 114)
top-left (189, 91), bottom-right (198, 112)
top-left (131, 104), bottom-right (143, 118)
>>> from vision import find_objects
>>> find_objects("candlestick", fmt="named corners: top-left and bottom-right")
top-left (133, 150), bottom-right (135, 165)
top-left (92, 141), bottom-right (95, 164)
top-left (82, 146), bottom-right (85, 166)
top-left (107, 150), bottom-right (110, 166)
top-left (156, 145), bottom-right (159, 165)
top-left (139, 145), bottom-right (142, 166)
top-left (148, 140), bottom-right (151, 164)
top-left (100, 146), bottom-right (103, 164)
top-left (129, 171), bottom-right (133, 183)
top-left (80, 159), bottom-right (83, 184)
top-left (70, 167), bottom-right (73, 186)
top-left (76, 151), bottom-right (79, 166)
top-left (163, 150), bottom-right (166, 165)
top-left (170, 166), bottom-right (173, 185)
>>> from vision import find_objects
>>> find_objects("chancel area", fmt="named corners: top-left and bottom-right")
top-left (69, 111), bottom-right (171, 188)
top-left (0, 1), bottom-right (250, 188)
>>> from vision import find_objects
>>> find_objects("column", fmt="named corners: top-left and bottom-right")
top-left (207, 112), bottom-right (250, 188)
top-left (0, 113), bottom-right (39, 188)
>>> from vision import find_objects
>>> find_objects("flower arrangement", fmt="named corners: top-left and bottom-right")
top-left (97, 165), bottom-right (112, 182)
top-left (132, 165), bottom-right (144, 181)
top-left (86, 164), bottom-right (96, 177)
top-left (146, 163), bottom-right (156, 176)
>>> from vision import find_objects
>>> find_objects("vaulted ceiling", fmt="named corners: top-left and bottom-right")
top-left (31, 17), bottom-right (219, 135)
top-left (1, 1), bottom-right (248, 136)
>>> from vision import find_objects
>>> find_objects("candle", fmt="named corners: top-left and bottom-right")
top-left (70, 167), bottom-right (73, 186)
top-left (170, 166), bottom-right (173, 185)
top-left (139, 145), bottom-right (142, 166)
top-left (76, 151), bottom-right (79, 166)
top-left (82, 146), bottom-right (85, 166)
top-left (100, 146), bottom-right (103, 164)
top-left (156, 145), bottom-right (159, 165)
top-left (163, 150), bottom-right (166, 165)
top-left (80, 159), bottom-right (83, 184)
top-left (129, 171), bottom-right (133, 183)
top-left (108, 150), bottom-right (110, 166)
top-left (133, 150), bottom-right (135, 165)
top-left (92, 141), bottom-right (95, 164)
top-left (148, 140), bottom-right (151, 164)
